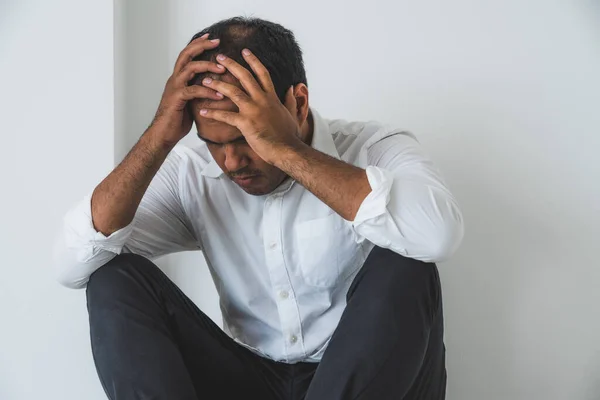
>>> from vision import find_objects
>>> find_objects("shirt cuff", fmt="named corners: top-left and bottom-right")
top-left (352, 166), bottom-right (394, 227)
top-left (65, 194), bottom-right (134, 262)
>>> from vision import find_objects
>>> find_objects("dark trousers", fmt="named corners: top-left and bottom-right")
top-left (86, 247), bottom-right (446, 400)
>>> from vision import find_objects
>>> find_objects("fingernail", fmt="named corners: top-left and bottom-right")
top-left (242, 49), bottom-right (251, 56)
top-left (215, 92), bottom-right (223, 98)
top-left (200, 33), bottom-right (209, 39)
top-left (200, 109), bottom-right (208, 115)
top-left (203, 78), bottom-right (213, 84)
top-left (217, 64), bottom-right (225, 69)
top-left (217, 54), bottom-right (226, 61)
top-left (210, 38), bottom-right (220, 43)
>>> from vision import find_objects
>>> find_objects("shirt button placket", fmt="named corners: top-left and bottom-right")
top-left (263, 191), bottom-right (305, 361)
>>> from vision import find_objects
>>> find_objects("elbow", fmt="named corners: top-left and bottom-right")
top-left (53, 242), bottom-right (86, 289)
top-left (423, 216), bottom-right (464, 262)
top-left (55, 268), bottom-right (89, 289)
top-left (53, 249), bottom-right (118, 289)
top-left (53, 256), bottom-right (90, 289)
top-left (52, 239), bottom-right (92, 290)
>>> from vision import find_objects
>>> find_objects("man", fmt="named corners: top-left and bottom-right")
top-left (54, 17), bottom-right (463, 400)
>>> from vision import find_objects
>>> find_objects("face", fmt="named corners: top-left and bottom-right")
top-left (190, 74), bottom-right (289, 196)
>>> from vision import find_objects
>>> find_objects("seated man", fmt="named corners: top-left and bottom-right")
top-left (54, 16), bottom-right (463, 400)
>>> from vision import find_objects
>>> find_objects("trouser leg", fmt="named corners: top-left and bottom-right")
top-left (86, 253), bottom-right (275, 400)
top-left (305, 247), bottom-right (446, 400)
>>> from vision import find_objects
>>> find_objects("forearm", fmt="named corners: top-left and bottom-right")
top-left (276, 143), bottom-right (371, 221)
top-left (91, 126), bottom-right (175, 236)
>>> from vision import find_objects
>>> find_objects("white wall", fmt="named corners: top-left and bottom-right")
top-left (3, 0), bottom-right (598, 399)
top-left (0, 1), bottom-right (113, 399)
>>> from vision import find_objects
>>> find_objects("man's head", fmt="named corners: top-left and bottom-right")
top-left (188, 17), bottom-right (310, 196)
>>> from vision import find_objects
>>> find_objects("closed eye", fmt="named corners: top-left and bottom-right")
top-left (231, 137), bottom-right (248, 144)
top-left (197, 133), bottom-right (247, 146)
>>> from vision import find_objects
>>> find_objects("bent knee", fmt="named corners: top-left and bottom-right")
top-left (365, 247), bottom-right (436, 279)
top-left (86, 253), bottom-right (155, 298)
top-left (359, 247), bottom-right (441, 299)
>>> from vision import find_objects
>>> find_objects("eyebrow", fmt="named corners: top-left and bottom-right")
top-left (197, 133), bottom-right (247, 145)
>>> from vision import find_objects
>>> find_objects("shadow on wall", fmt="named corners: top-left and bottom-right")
top-left (115, 0), bottom-right (191, 285)
top-left (0, 2), bottom-right (21, 40)
top-left (115, 0), bottom-right (172, 163)
top-left (585, 359), bottom-right (600, 400)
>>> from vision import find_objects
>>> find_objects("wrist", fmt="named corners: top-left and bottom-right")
top-left (143, 126), bottom-right (178, 155)
top-left (271, 139), bottom-right (311, 170)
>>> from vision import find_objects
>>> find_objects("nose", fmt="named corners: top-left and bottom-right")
top-left (223, 144), bottom-right (249, 173)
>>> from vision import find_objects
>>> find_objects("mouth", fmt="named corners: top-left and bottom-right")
top-left (232, 175), bottom-right (259, 187)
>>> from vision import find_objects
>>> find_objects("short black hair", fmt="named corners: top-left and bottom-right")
top-left (189, 17), bottom-right (307, 102)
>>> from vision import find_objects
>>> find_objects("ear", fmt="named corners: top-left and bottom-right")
top-left (284, 83), bottom-right (309, 126)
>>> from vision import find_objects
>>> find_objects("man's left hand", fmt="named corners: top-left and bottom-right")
top-left (199, 49), bottom-right (304, 165)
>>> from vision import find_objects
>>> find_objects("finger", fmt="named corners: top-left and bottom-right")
top-left (175, 61), bottom-right (225, 86)
top-left (283, 86), bottom-right (297, 116)
top-left (215, 54), bottom-right (263, 98)
top-left (241, 49), bottom-right (276, 95)
top-left (180, 85), bottom-right (224, 102)
top-left (201, 77), bottom-right (251, 108)
top-left (173, 35), bottom-right (220, 74)
top-left (198, 108), bottom-right (244, 128)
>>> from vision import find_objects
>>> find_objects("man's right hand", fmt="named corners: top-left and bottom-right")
top-left (151, 33), bottom-right (225, 146)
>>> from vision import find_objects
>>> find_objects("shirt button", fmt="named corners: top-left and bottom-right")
top-left (269, 242), bottom-right (277, 250)
top-left (289, 334), bottom-right (298, 344)
top-left (278, 290), bottom-right (289, 299)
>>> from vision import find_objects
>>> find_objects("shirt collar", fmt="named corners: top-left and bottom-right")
top-left (309, 108), bottom-right (341, 160)
top-left (200, 107), bottom-right (339, 179)
top-left (200, 153), bottom-right (224, 178)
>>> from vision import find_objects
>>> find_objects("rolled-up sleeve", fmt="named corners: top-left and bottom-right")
top-left (352, 132), bottom-right (464, 262)
top-left (53, 150), bottom-right (199, 289)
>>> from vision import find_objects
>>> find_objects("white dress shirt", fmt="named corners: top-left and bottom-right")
top-left (53, 109), bottom-right (464, 363)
